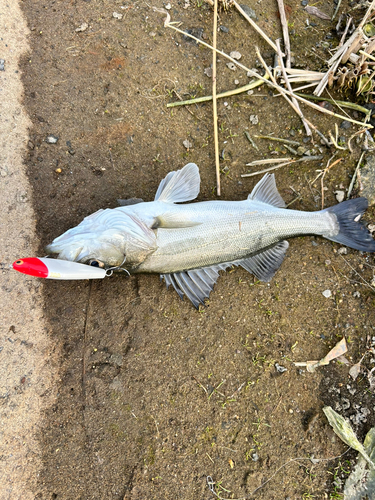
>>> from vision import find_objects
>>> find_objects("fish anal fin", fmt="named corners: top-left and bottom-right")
top-left (234, 241), bottom-right (289, 281)
top-left (248, 173), bottom-right (286, 208)
top-left (154, 163), bottom-right (200, 203)
top-left (161, 241), bottom-right (289, 308)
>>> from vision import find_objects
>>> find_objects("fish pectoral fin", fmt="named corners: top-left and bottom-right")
top-left (161, 262), bottom-right (232, 309)
top-left (152, 212), bottom-right (202, 229)
top-left (234, 241), bottom-right (289, 282)
top-left (248, 173), bottom-right (286, 208)
top-left (154, 163), bottom-right (200, 203)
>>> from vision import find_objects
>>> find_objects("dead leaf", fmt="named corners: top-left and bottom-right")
top-left (305, 6), bottom-right (331, 20)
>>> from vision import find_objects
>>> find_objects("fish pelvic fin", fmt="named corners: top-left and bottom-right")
top-left (322, 198), bottom-right (375, 252)
top-left (248, 173), bottom-right (286, 208)
top-left (161, 242), bottom-right (289, 308)
top-left (154, 163), bottom-right (200, 203)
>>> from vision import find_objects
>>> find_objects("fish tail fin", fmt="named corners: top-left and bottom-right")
top-left (322, 197), bottom-right (375, 252)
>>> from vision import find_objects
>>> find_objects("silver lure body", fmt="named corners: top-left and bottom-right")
top-left (46, 163), bottom-right (375, 307)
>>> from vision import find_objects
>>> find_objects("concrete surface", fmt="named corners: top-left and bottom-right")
top-left (0, 2), bottom-right (55, 498)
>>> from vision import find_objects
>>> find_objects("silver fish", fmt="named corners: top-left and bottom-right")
top-left (47, 163), bottom-right (375, 308)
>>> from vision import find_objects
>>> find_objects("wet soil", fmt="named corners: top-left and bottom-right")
top-left (19, 0), bottom-right (375, 498)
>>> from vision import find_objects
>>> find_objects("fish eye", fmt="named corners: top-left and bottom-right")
top-left (16, 260), bottom-right (23, 265)
top-left (90, 260), bottom-right (100, 267)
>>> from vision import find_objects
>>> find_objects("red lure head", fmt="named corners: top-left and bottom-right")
top-left (12, 258), bottom-right (49, 278)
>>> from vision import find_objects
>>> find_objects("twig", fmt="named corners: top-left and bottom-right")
top-left (275, 38), bottom-right (311, 135)
top-left (254, 135), bottom-right (300, 146)
top-left (332, 0), bottom-right (343, 21)
top-left (157, 18), bottom-right (372, 128)
top-left (348, 128), bottom-right (367, 153)
top-left (338, 16), bottom-right (352, 47)
top-left (340, 255), bottom-right (375, 292)
top-left (347, 151), bottom-right (365, 199)
top-left (246, 157), bottom-right (292, 166)
top-left (321, 156), bottom-right (343, 209)
top-left (244, 131), bottom-right (258, 150)
top-left (232, 0), bottom-right (280, 54)
top-left (295, 93), bottom-right (372, 120)
top-left (192, 375), bottom-right (208, 394)
top-left (276, 0), bottom-right (291, 68)
top-left (166, 77), bottom-right (267, 108)
top-left (213, 0), bottom-right (220, 196)
top-left (256, 47), bottom-right (312, 135)
top-left (241, 156), bottom-right (323, 177)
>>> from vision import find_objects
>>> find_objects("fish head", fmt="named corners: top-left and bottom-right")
top-left (46, 209), bottom-right (157, 269)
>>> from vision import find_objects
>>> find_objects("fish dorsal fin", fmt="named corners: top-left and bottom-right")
top-left (160, 242), bottom-right (289, 308)
top-left (248, 173), bottom-right (286, 208)
top-left (154, 163), bottom-right (200, 203)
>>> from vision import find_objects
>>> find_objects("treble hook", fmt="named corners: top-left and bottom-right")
top-left (105, 256), bottom-right (130, 277)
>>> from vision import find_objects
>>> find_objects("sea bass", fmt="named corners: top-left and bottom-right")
top-left (46, 162), bottom-right (375, 307)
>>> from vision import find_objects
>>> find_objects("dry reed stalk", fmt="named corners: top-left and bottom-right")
top-left (276, 0), bottom-right (291, 68)
top-left (275, 39), bottom-right (311, 135)
top-left (212, 0), bottom-right (220, 196)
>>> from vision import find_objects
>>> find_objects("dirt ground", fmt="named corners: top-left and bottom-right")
top-left (5, 0), bottom-right (375, 498)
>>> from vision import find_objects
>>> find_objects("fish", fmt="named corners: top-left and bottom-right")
top-left (46, 162), bottom-right (375, 308)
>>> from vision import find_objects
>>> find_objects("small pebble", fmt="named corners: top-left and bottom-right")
top-left (183, 139), bottom-right (192, 150)
top-left (275, 363), bottom-right (287, 373)
top-left (249, 115), bottom-right (258, 125)
top-left (226, 62), bottom-right (236, 71)
top-left (204, 67), bottom-right (212, 78)
top-left (301, 0), bottom-right (308, 5)
top-left (230, 51), bottom-right (242, 60)
top-left (337, 247), bottom-right (348, 255)
top-left (55, 168), bottom-right (62, 174)
top-left (322, 289), bottom-right (332, 298)
top-left (234, 79), bottom-right (239, 85)
top-left (340, 120), bottom-right (351, 130)
top-left (353, 291), bottom-right (361, 298)
top-left (165, 3), bottom-right (171, 9)
top-left (46, 135), bottom-right (58, 144)
top-left (335, 190), bottom-right (345, 203)
top-left (75, 23), bottom-right (88, 32)
top-left (251, 451), bottom-right (259, 461)
top-left (113, 12), bottom-right (123, 19)
top-left (0, 59), bottom-right (5, 71)
top-left (220, 26), bottom-right (229, 33)
top-left (239, 4), bottom-right (258, 21)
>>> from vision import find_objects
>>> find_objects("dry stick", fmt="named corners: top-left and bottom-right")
top-left (253, 135), bottom-right (300, 146)
top-left (212, 0), bottom-right (220, 196)
top-left (241, 156), bottom-right (323, 177)
top-left (321, 157), bottom-right (343, 209)
top-left (347, 151), bottom-right (365, 199)
top-left (338, 16), bottom-right (352, 48)
top-left (161, 21), bottom-right (372, 128)
top-left (232, 0), bottom-right (280, 54)
top-left (275, 38), bottom-right (311, 135)
top-left (276, 0), bottom-right (291, 68)
top-left (256, 48), bottom-right (314, 136)
top-left (166, 78), bottom-right (267, 107)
